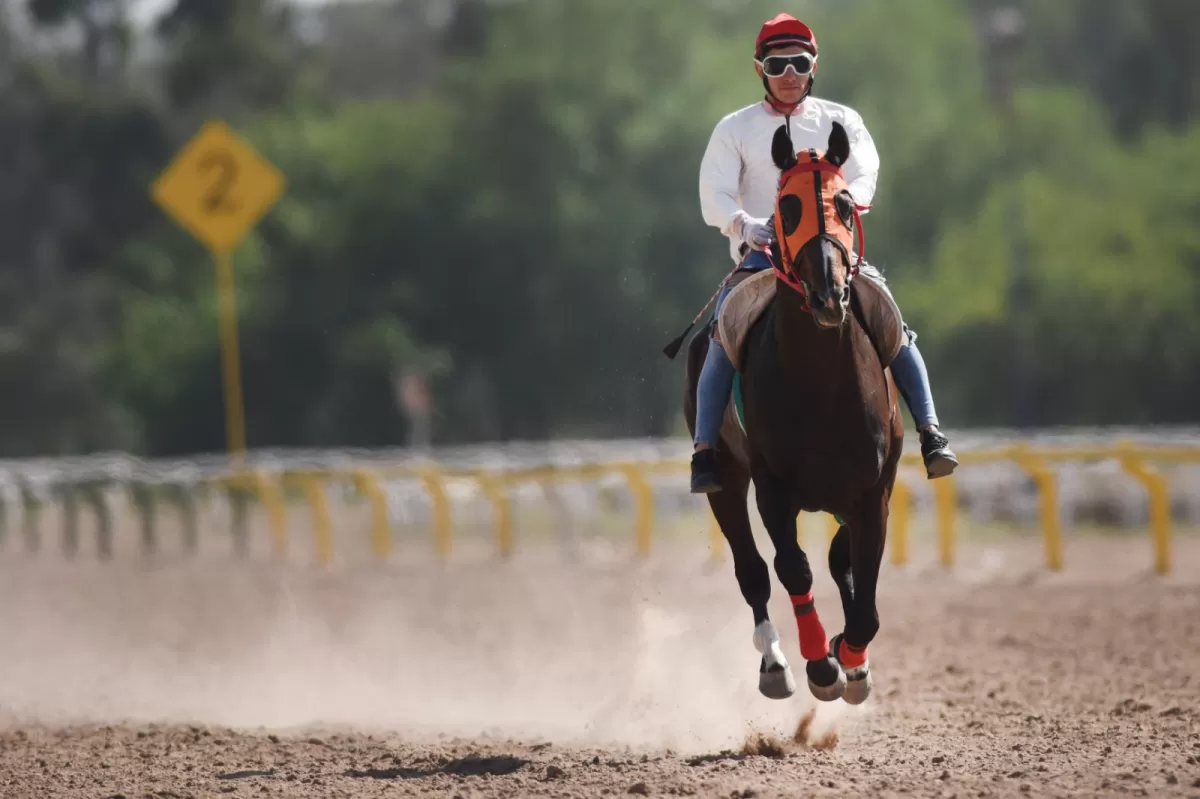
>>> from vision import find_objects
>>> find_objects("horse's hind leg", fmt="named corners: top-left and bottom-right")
top-left (708, 456), bottom-right (793, 699)
top-left (829, 524), bottom-right (855, 619)
top-left (833, 495), bottom-right (888, 705)
top-left (753, 469), bottom-right (845, 702)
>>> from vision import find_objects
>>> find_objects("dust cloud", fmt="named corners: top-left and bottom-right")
top-left (0, 551), bottom-right (857, 754)
top-left (3, 535), bottom-right (1198, 797)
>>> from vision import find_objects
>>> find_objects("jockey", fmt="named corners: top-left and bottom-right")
top-left (690, 12), bottom-right (958, 494)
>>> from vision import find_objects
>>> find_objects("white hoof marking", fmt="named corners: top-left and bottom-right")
top-left (753, 620), bottom-right (795, 699)
top-left (752, 620), bottom-right (789, 670)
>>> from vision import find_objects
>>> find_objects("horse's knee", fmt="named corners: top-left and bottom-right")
top-left (772, 547), bottom-right (813, 596)
top-left (731, 549), bottom-right (771, 604)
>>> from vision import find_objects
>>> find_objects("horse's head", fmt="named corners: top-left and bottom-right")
top-left (769, 121), bottom-right (861, 329)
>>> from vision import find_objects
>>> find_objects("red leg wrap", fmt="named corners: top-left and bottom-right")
top-left (790, 592), bottom-right (830, 661)
top-left (838, 639), bottom-right (868, 669)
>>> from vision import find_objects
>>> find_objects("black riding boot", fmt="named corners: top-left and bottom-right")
top-left (919, 427), bottom-right (958, 479)
top-left (690, 448), bottom-right (721, 493)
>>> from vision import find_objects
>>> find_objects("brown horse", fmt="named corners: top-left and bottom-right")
top-left (683, 122), bottom-right (904, 705)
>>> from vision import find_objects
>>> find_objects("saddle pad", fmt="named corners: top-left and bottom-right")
top-left (717, 269), bottom-right (777, 372)
top-left (850, 275), bottom-right (906, 368)
top-left (718, 269), bottom-right (906, 372)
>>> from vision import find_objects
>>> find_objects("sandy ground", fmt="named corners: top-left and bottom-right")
top-left (1, 532), bottom-right (1199, 798)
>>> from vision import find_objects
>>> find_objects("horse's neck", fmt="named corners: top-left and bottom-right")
top-left (772, 281), bottom-right (888, 472)
top-left (768, 281), bottom-right (892, 484)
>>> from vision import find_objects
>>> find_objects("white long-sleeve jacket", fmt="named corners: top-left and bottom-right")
top-left (698, 96), bottom-right (880, 263)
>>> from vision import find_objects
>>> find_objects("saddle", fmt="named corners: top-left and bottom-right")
top-left (716, 270), bottom-right (776, 372)
top-left (716, 269), bottom-right (906, 372)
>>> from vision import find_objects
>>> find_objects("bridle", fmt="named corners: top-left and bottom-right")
top-left (766, 158), bottom-right (865, 314)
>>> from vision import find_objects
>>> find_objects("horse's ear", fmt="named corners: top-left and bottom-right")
top-left (771, 125), bottom-right (798, 172)
top-left (824, 121), bottom-right (850, 167)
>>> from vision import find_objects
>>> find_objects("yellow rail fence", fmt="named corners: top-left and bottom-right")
top-left (3, 443), bottom-right (1197, 574)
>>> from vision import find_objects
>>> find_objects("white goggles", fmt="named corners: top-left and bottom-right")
top-left (756, 51), bottom-right (817, 77)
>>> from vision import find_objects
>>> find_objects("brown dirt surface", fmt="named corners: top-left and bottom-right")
top-left (1, 532), bottom-right (1199, 798)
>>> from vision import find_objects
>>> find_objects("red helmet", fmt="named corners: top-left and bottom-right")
top-left (755, 13), bottom-right (817, 59)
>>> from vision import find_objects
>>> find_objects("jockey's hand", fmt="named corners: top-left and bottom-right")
top-left (732, 211), bottom-right (775, 251)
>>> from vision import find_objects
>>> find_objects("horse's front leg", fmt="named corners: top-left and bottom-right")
top-left (706, 453), bottom-right (792, 699)
top-left (753, 467), bottom-right (845, 702)
top-left (833, 491), bottom-right (889, 705)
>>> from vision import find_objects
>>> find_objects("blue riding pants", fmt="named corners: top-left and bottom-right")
top-left (858, 261), bottom-right (940, 429)
top-left (694, 250), bottom-right (771, 449)
top-left (693, 254), bottom-right (939, 450)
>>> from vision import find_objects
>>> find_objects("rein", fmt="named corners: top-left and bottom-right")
top-left (768, 160), bottom-right (866, 313)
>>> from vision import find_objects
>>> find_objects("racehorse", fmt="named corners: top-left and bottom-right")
top-left (682, 122), bottom-right (905, 705)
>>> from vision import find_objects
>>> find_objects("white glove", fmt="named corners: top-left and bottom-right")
top-left (731, 211), bottom-right (774, 251)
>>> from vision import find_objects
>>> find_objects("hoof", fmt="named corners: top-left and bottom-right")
top-left (805, 655), bottom-right (846, 702)
top-left (831, 634), bottom-right (872, 705)
top-left (759, 658), bottom-right (797, 700)
top-left (842, 666), bottom-right (873, 705)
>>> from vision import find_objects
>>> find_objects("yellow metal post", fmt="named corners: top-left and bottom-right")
top-left (620, 465), bottom-right (654, 556)
top-left (708, 508), bottom-right (724, 562)
top-left (251, 473), bottom-right (288, 559)
top-left (215, 250), bottom-right (247, 464)
top-left (934, 477), bottom-right (956, 568)
top-left (420, 470), bottom-right (453, 560)
top-left (890, 479), bottom-right (910, 567)
top-left (1014, 451), bottom-right (1063, 571)
top-left (1119, 453), bottom-right (1172, 575)
top-left (297, 475), bottom-right (333, 565)
top-left (478, 474), bottom-right (514, 558)
top-left (353, 470), bottom-right (391, 561)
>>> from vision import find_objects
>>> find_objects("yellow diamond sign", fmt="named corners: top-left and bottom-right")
top-left (151, 119), bottom-right (285, 254)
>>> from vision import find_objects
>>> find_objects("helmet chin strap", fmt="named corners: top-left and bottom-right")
top-left (762, 72), bottom-right (814, 117)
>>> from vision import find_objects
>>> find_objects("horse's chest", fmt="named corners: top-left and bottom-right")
top-left (743, 353), bottom-right (889, 496)
top-left (759, 404), bottom-right (882, 481)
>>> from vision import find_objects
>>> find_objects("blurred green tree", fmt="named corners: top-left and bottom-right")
top-left (0, 0), bottom-right (1195, 456)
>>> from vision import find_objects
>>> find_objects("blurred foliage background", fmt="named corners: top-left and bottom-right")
top-left (0, 0), bottom-right (1197, 458)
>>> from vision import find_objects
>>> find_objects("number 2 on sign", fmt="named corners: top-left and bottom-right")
top-left (199, 150), bottom-right (239, 214)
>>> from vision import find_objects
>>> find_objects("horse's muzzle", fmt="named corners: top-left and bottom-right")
top-left (812, 286), bottom-right (849, 328)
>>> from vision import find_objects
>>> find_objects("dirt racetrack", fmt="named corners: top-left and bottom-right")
top-left (1, 531), bottom-right (1199, 798)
